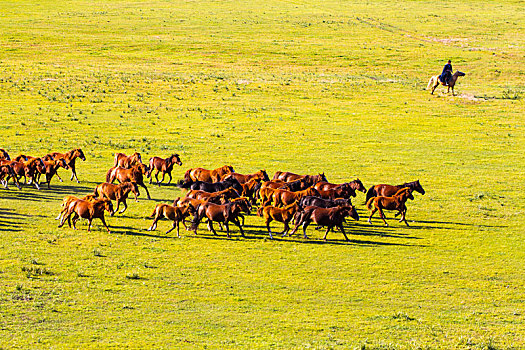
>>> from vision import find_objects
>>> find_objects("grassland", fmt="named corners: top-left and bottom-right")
top-left (0, 0), bottom-right (524, 348)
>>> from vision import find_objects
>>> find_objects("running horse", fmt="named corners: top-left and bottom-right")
top-left (184, 165), bottom-right (234, 183)
top-left (0, 149), bottom-right (10, 161)
top-left (273, 171), bottom-right (327, 183)
top-left (290, 205), bottom-right (359, 241)
top-left (366, 188), bottom-right (414, 226)
top-left (221, 169), bottom-right (270, 184)
top-left (427, 71), bottom-right (465, 96)
top-left (44, 148), bottom-right (86, 183)
top-left (106, 163), bottom-right (151, 199)
top-left (147, 154), bottom-right (183, 185)
top-left (114, 152), bottom-right (142, 168)
top-left (59, 198), bottom-right (114, 233)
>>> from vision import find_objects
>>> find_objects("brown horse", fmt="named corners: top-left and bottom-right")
top-left (147, 203), bottom-right (193, 237)
top-left (240, 178), bottom-right (262, 205)
top-left (185, 187), bottom-right (239, 203)
top-left (257, 202), bottom-right (300, 239)
top-left (147, 154), bottom-right (182, 185)
top-left (36, 158), bottom-right (69, 188)
top-left (316, 185), bottom-right (356, 200)
top-left (94, 181), bottom-right (140, 214)
top-left (0, 164), bottom-right (21, 189)
top-left (314, 179), bottom-right (366, 193)
top-left (0, 149), bottom-right (10, 161)
top-left (191, 199), bottom-right (250, 238)
top-left (44, 148), bottom-right (86, 183)
top-left (184, 165), bottom-right (235, 183)
top-left (0, 158), bottom-right (44, 189)
top-left (366, 180), bottom-right (425, 202)
top-left (273, 171), bottom-right (327, 183)
top-left (59, 198), bottom-right (114, 233)
top-left (106, 163), bottom-right (151, 199)
top-left (427, 70), bottom-right (466, 96)
top-left (290, 205), bottom-right (359, 241)
top-left (221, 169), bottom-right (269, 184)
top-left (263, 187), bottom-right (319, 207)
top-left (114, 152), bottom-right (142, 168)
top-left (366, 188), bottom-right (414, 226)
top-left (56, 194), bottom-right (97, 221)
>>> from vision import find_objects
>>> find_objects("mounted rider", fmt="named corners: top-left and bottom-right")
top-left (440, 60), bottom-right (453, 86)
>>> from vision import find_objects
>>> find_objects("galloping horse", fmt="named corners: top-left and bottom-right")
top-left (56, 194), bottom-right (97, 221)
top-left (147, 154), bottom-right (182, 185)
top-left (314, 179), bottom-right (366, 194)
top-left (366, 188), bottom-right (414, 226)
top-left (36, 158), bottom-right (70, 188)
top-left (114, 152), bottom-right (142, 168)
top-left (257, 202), bottom-right (300, 239)
top-left (290, 205), bottom-right (359, 241)
top-left (179, 177), bottom-right (243, 195)
top-left (191, 199), bottom-right (251, 238)
top-left (185, 187), bottom-right (240, 203)
top-left (184, 165), bottom-right (234, 183)
top-left (0, 164), bottom-right (21, 189)
top-left (273, 171), bottom-right (327, 183)
top-left (94, 181), bottom-right (140, 214)
top-left (106, 163), bottom-right (151, 199)
top-left (1, 158), bottom-right (44, 189)
top-left (366, 180), bottom-right (425, 202)
top-left (147, 203), bottom-right (194, 237)
top-left (59, 198), bottom-right (114, 233)
top-left (44, 148), bottom-right (86, 183)
top-left (221, 169), bottom-right (269, 184)
top-left (427, 71), bottom-right (465, 96)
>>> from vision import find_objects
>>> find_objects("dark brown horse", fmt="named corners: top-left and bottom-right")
top-left (290, 205), bottom-right (359, 241)
top-left (185, 187), bottom-right (239, 203)
top-left (147, 203), bottom-right (193, 237)
top-left (257, 202), bottom-right (300, 239)
top-left (316, 185), bottom-right (356, 199)
top-left (147, 154), bottom-right (182, 185)
top-left (94, 181), bottom-right (140, 214)
top-left (59, 198), bottom-right (114, 233)
top-left (366, 180), bottom-right (425, 202)
top-left (184, 165), bottom-right (235, 183)
top-left (273, 171), bottom-right (327, 183)
top-left (106, 163), bottom-right (151, 199)
top-left (0, 149), bottom-right (10, 161)
top-left (240, 178), bottom-right (262, 205)
top-left (221, 169), bottom-right (269, 184)
top-left (44, 148), bottom-right (86, 183)
top-left (366, 188), bottom-right (414, 226)
top-left (114, 152), bottom-right (142, 168)
top-left (191, 199), bottom-right (250, 238)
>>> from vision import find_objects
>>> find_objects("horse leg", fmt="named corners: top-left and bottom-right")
top-left (224, 222), bottom-right (231, 238)
top-left (280, 221), bottom-right (290, 237)
top-left (166, 221), bottom-right (176, 235)
top-left (368, 208), bottom-right (377, 224)
top-left (323, 226), bottom-right (331, 241)
top-left (71, 213), bottom-right (80, 229)
top-left (154, 171), bottom-right (160, 186)
top-left (140, 183), bottom-right (151, 200)
top-left (302, 220), bottom-right (311, 239)
top-left (233, 218), bottom-right (245, 237)
top-left (71, 165), bottom-right (80, 183)
top-left (265, 218), bottom-right (273, 239)
top-left (208, 221), bottom-right (217, 236)
top-left (55, 171), bottom-right (64, 182)
top-left (147, 217), bottom-right (158, 231)
top-left (339, 224), bottom-right (349, 241)
top-left (379, 209), bottom-right (388, 226)
top-left (400, 209), bottom-right (409, 227)
top-left (167, 172), bottom-right (172, 185)
top-left (99, 216), bottom-right (110, 233)
top-left (119, 199), bottom-right (128, 214)
top-left (159, 172), bottom-right (166, 186)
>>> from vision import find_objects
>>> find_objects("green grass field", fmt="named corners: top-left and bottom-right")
top-left (1, 0), bottom-right (524, 348)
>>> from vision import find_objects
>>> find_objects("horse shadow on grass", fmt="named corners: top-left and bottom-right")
top-left (0, 208), bottom-right (31, 232)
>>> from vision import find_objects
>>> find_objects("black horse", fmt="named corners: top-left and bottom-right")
top-left (179, 177), bottom-right (243, 195)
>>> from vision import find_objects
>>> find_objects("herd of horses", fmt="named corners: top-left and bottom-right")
top-left (0, 148), bottom-right (426, 241)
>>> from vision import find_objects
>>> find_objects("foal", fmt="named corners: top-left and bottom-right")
top-left (366, 188), bottom-right (414, 226)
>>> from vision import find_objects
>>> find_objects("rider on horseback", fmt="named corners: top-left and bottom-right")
top-left (440, 60), bottom-right (453, 86)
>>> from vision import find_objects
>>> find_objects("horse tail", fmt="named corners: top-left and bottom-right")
top-left (426, 77), bottom-right (434, 90)
top-left (365, 185), bottom-right (376, 203)
top-left (366, 197), bottom-right (376, 210)
top-left (113, 153), bottom-right (119, 167)
top-left (146, 158), bottom-right (153, 178)
top-left (148, 204), bottom-right (160, 218)
top-left (106, 167), bottom-right (115, 183)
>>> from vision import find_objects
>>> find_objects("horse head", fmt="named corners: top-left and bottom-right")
top-left (352, 178), bottom-right (367, 193)
top-left (0, 149), bottom-right (10, 160)
top-left (75, 148), bottom-right (86, 161)
top-left (136, 163), bottom-right (149, 175)
top-left (260, 169), bottom-right (270, 181)
top-left (344, 205), bottom-right (359, 221)
top-left (172, 154), bottom-right (183, 166)
top-left (454, 71), bottom-right (466, 77)
top-left (414, 180), bottom-right (425, 195)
